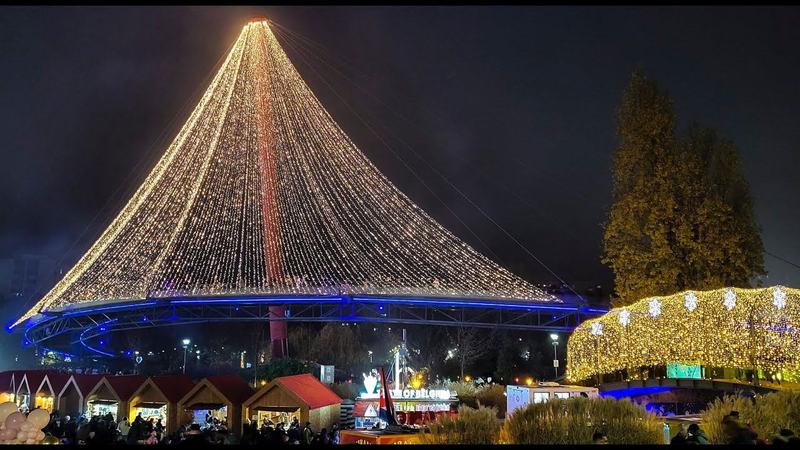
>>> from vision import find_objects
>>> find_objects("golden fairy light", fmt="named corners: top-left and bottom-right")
top-left (15, 20), bottom-right (556, 327)
top-left (566, 286), bottom-right (800, 382)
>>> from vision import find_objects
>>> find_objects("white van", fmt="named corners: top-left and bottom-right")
top-left (506, 383), bottom-right (599, 416)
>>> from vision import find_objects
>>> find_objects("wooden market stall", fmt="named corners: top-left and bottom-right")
top-left (0, 371), bottom-right (15, 403)
top-left (128, 374), bottom-right (195, 434)
top-left (34, 371), bottom-right (71, 413)
top-left (16, 371), bottom-right (47, 411)
top-left (57, 374), bottom-right (104, 417)
top-left (177, 375), bottom-right (253, 433)
top-left (85, 374), bottom-right (146, 421)
top-left (242, 373), bottom-right (341, 433)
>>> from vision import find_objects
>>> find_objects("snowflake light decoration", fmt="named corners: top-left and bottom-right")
top-left (723, 288), bottom-right (736, 311)
top-left (648, 298), bottom-right (661, 318)
top-left (590, 321), bottom-right (604, 336)
top-left (773, 286), bottom-right (787, 310)
top-left (684, 291), bottom-right (698, 312)
top-left (619, 310), bottom-right (631, 327)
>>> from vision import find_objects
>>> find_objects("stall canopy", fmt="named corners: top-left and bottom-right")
top-left (128, 375), bottom-right (195, 434)
top-left (178, 375), bottom-right (253, 432)
top-left (244, 374), bottom-right (341, 432)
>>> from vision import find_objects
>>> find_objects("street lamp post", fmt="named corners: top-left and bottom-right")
top-left (550, 334), bottom-right (559, 379)
top-left (182, 338), bottom-right (191, 374)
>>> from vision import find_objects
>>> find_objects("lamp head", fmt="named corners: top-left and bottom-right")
top-left (182, 338), bottom-right (191, 346)
top-left (550, 334), bottom-right (559, 341)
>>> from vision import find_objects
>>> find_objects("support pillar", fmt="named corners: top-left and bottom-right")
top-left (269, 306), bottom-right (288, 358)
top-left (255, 36), bottom-right (288, 360)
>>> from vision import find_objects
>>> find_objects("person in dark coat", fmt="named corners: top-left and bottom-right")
top-left (63, 415), bottom-right (77, 444)
top-left (671, 423), bottom-right (689, 445)
top-left (180, 423), bottom-right (208, 446)
top-left (686, 423), bottom-right (709, 445)
top-left (302, 422), bottom-right (314, 445)
top-left (127, 415), bottom-right (143, 445)
top-left (722, 412), bottom-right (756, 445)
top-left (45, 413), bottom-right (65, 439)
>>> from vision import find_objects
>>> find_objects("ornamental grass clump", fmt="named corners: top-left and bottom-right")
top-left (446, 381), bottom-right (480, 408)
top-left (701, 391), bottom-right (800, 444)
top-left (476, 384), bottom-right (508, 418)
top-left (500, 397), bottom-right (662, 445)
top-left (420, 405), bottom-right (500, 444)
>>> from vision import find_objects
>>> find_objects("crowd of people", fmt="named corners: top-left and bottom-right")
top-left (35, 407), bottom-right (800, 445)
top-left (39, 410), bottom-right (340, 445)
top-left (668, 411), bottom-right (800, 446)
top-left (42, 411), bottom-right (171, 445)
top-left (240, 416), bottom-right (340, 445)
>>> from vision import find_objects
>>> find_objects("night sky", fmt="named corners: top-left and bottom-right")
top-left (2, 6), bottom-right (799, 313)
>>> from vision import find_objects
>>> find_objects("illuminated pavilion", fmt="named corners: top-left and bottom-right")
top-left (566, 286), bottom-right (800, 385)
top-left (14, 19), bottom-right (604, 358)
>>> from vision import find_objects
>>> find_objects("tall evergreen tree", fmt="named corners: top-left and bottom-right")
top-left (603, 71), bottom-right (765, 306)
top-left (681, 124), bottom-right (765, 286)
top-left (603, 70), bottom-right (685, 305)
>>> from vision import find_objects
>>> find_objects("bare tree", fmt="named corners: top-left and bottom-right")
top-left (449, 326), bottom-right (496, 379)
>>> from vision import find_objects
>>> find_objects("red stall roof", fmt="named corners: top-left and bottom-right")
top-left (43, 372), bottom-right (72, 395)
top-left (274, 374), bottom-right (342, 409)
top-left (0, 372), bottom-right (13, 392)
top-left (206, 375), bottom-right (254, 404)
top-left (70, 374), bottom-right (104, 396)
top-left (106, 375), bottom-right (147, 400)
top-left (21, 371), bottom-right (48, 393)
top-left (150, 375), bottom-right (195, 403)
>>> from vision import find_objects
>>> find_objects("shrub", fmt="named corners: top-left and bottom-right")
top-left (257, 357), bottom-right (309, 381)
top-left (700, 394), bottom-right (756, 444)
top-left (476, 384), bottom-right (507, 418)
top-left (420, 405), bottom-right (500, 444)
top-left (446, 381), bottom-right (508, 415)
top-left (446, 381), bottom-right (480, 408)
top-left (701, 390), bottom-right (800, 444)
top-left (500, 397), bottom-right (662, 445)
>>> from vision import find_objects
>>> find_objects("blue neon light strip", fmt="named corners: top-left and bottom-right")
top-left (31, 295), bottom-right (606, 321)
top-left (169, 296), bottom-right (344, 305)
top-left (79, 318), bottom-right (117, 357)
top-left (351, 296), bottom-right (585, 311)
top-left (20, 294), bottom-right (607, 356)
